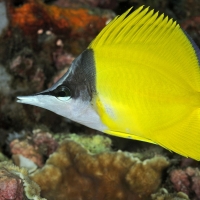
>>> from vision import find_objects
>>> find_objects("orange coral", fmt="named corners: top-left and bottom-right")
top-left (31, 140), bottom-right (169, 200)
top-left (7, 0), bottom-right (111, 37)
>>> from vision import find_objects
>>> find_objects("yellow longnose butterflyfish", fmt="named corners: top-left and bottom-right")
top-left (17, 6), bottom-right (200, 160)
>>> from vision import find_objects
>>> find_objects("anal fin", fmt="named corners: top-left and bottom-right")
top-left (105, 130), bottom-right (155, 144)
top-left (153, 108), bottom-right (200, 160)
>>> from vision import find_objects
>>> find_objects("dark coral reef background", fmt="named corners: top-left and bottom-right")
top-left (0, 0), bottom-right (200, 200)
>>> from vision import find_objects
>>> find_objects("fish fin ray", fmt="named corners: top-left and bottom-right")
top-left (105, 130), bottom-right (155, 144)
top-left (88, 6), bottom-right (178, 47)
top-left (183, 30), bottom-right (200, 64)
top-left (89, 5), bottom-right (200, 91)
top-left (152, 108), bottom-right (200, 160)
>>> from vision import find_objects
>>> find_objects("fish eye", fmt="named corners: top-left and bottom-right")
top-left (54, 86), bottom-right (71, 101)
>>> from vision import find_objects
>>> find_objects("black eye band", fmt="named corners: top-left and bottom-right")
top-left (53, 86), bottom-right (71, 101)
top-left (35, 85), bottom-right (71, 101)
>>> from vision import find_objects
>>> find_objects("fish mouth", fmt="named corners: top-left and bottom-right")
top-left (16, 95), bottom-right (37, 104)
top-left (17, 96), bottom-right (29, 103)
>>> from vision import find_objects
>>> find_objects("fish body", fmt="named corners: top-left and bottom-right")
top-left (17, 6), bottom-right (200, 160)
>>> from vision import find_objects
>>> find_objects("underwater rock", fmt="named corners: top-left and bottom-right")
top-left (7, 0), bottom-right (114, 52)
top-left (0, 94), bottom-right (30, 131)
top-left (180, 158), bottom-right (199, 168)
top-left (31, 139), bottom-right (169, 200)
top-left (170, 167), bottom-right (200, 199)
top-left (9, 129), bottom-right (58, 167)
top-left (0, 162), bottom-right (46, 200)
top-left (12, 154), bottom-right (38, 173)
top-left (52, 45), bottom-right (75, 70)
top-left (151, 188), bottom-right (189, 200)
top-left (0, 65), bottom-right (12, 96)
top-left (54, 133), bottom-right (112, 154)
top-left (32, 129), bottom-right (58, 157)
top-left (0, 24), bottom-right (67, 130)
top-left (53, 0), bottom-right (118, 9)
top-left (10, 138), bottom-right (43, 167)
top-left (10, 53), bottom-right (45, 92)
top-left (10, 50), bottom-right (34, 78)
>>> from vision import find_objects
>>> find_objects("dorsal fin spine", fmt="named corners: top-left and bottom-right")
top-left (89, 8), bottom-right (132, 48)
top-left (121, 7), bottom-right (152, 42)
top-left (125, 9), bottom-right (156, 43)
top-left (113, 6), bottom-right (145, 42)
top-left (141, 14), bottom-right (165, 44)
top-left (134, 11), bottom-right (159, 43)
top-left (111, 7), bottom-right (150, 44)
top-left (88, 6), bottom-right (145, 48)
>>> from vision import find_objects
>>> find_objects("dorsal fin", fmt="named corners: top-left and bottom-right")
top-left (183, 30), bottom-right (200, 64)
top-left (88, 6), bottom-right (178, 48)
top-left (88, 6), bottom-right (200, 91)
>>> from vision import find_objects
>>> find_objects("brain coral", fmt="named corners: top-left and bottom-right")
top-left (31, 139), bottom-right (169, 200)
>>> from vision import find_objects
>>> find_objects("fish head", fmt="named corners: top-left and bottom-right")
top-left (17, 49), bottom-right (106, 131)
